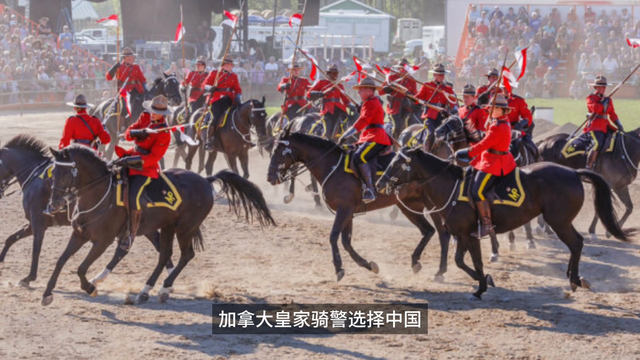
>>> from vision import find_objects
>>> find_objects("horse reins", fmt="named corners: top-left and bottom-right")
top-left (0, 159), bottom-right (51, 198)
top-left (273, 139), bottom-right (340, 183)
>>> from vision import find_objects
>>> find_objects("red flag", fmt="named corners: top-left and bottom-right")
top-left (627, 38), bottom-right (640, 48)
top-left (353, 56), bottom-right (368, 81)
top-left (403, 64), bottom-right (420, 74)
top-left (341, 71), bottom-right (357, 82)
top-left (97, 14), bottom-right (118, 23)
top-left (222, 10), bottom-right (238, 27)
top-left (289, 13), bottom-right (303, 27)
top-left (515, 48), bottom-right (527, 81)
top-left (501, 66), bottom-right (517, 93)
top-left (175, 22), bottom-right (185, 42)
top-left (120, 89), bottom-right (131, 117)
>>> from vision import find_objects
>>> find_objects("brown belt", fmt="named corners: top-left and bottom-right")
top-left (488, 149), bottom-right (509, 155)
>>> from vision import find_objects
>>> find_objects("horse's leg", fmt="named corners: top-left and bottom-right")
top-left (340, 218), bottom-right (377, 273)
top-left (331, 207), bottom-right (353, 281)
top-left (310, 176), bottom-right (321, 208)
top-left (225, 153), bottom-right (239, 175)
top-left (397, 205), bottom-right (440, 277)
top-left (524, 222), bottom-right (536, 249)
top-left (184, 144), bottom-right (197, 171)
top-left (466, 236), bottom-right (491, 300)
top-left (454, 236), bottom-right (481, 281)
top-left (0, 223), bottom-right (32, 272)
top-left (549, 223), bottom-right (586, 291)
top-left (157, 229), bottom-right (197, 303)
top-left (77, 238), bottom-right (113, 296)
top-left (136, 227), bottom-right (175, 304)
top-left (197, 143), bottom-right (206, 173)
top-left (284, 175), bottom-right (295, 204)
top-left (507, 231), bottom-right (516, 252)
top-left (239, 148), bottom-right (250, 179)
top-left (611, 187), bottom-right (633, 238)
top-left (173, 144), bottom-right (186, 168)
top-left (19, 214), bottom-right (47, 287)
top-left (489, 231), bottom-right (500, 262)
top-left (104, 125), bottom-right (118, 160)
top-left (42, 232), bottom-right (87, 306)
top-left (587, 213), bottom-right (599, 241)
top-left (205, 150), bottom-right (216, 177)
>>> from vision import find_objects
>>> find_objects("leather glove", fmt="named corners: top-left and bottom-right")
top-left (280, 83), bottom-right (291, 92)
top-left (308, 91), bottom-right (323, 101)
top-left (338, 127), bottom-right (357, 145)
top-left (454, 148), bottom-right (471, 163)
top-left (114, 156), bottom-right (144, 170)
top-left (129, 129), bottom-right (149, 139)
top-left (235, 95), bottom-right (242, 104)
top-left (511, 130), bottom-right (522, 140)
top-left (348, 103), bottom-right (357, 113)
top-left (107, 62), bottom-right (120, 78)
top-left (382, 86), bottom-right (393, 94)
top-left (601, 97), bottom-right (611, 108)
top-left (615, 120), bottom-right (624, 132)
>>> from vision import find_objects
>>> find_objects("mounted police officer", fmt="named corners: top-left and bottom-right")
top-left (416, 63), bottom-right (456, 153)
top-left (278, 62), bottom-right (310, 122)
top-left (379, 58), bottom-right (418, 137)
top-left (203, 56), bottom-right (242, 150)
top-left (59, 94), bottom-right (111, 150)
top-left (114, 95), bottom-right (172, 252)
top-left (180, 56), bottom-right (209, 116)
top-left (105, 47), bottom-right (147, 118)
top-left (338, 77), bottom-right (390, 204)
top-left (455, 94), bottom-right (516, 238)
top-left (458, 84), bottom-right (488, 140)
top-left (501, 84), bottom-right (537, 159)
top-left (476, 68), bottom-right (500, 106)
top-left (306, 63), bottom-right (354, 139)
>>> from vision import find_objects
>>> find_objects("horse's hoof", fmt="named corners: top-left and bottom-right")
top-left (468, 294), bottom-right (481, 301)
top-left (41, 295), bottom-right (53, 306)
top-left (570, 282), bottom-right (579, 292)
top-left (605, 232), bottom-right (611, 239)
top-left (433, 274), bottom-right (444, 283)
top-left (590, 233), bottom-right (598, 242)
top-left (486, 274), bottom-right (495, 287)
top-left (136, 292), bottom-right (150, 304)
top-left (305, 184), bottom-right (313, 192)
top-left (535, 226), bottom-right (545, 237)
top-left (509, 243), bottom-right (516, 252)
top-left (370, 261), bottom-right (379, 274)
top-left (89, 288), bottom-right (98, 298)
top-left (336, 269), bottom-right (345, 282)
top-left (580, 277), bottom-right (593, 291)
top-left (412, 262), bottom-right (422, 274)
top-left (526, 241), bottom-right (537, 250)
top-left (158, 287), bottom-right (171, 303)
top-left (283, 193), bottom-right (294, 204)
top-left (89, 268), bottom-right (110, 286)
top-left (490, 253), bottom-right (499, 263)
top-left (451, 237), bottom-right (458, 246)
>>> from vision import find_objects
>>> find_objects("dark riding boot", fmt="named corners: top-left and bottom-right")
top-left (586, 150), bottom-right (598, 170)
top-left (423, 137), bottom-right (434, 153)
top-left (205, 117), bottom-right (221, 151)
top-left (357, 163), bottom-right (376, 204)
top-left (472, 200), bottom-right (495, 238)
top-left (120, 209), bottom-right (143, 252)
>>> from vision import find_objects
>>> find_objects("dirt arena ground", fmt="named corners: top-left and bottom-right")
top-left (1, 111), bottom-right (640, 359)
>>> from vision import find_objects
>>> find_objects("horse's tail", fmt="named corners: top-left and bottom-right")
top-left (577, 169), bottom-right (635, 242)
top-left (192, 226), bottom-right (205, 252)
top-left (207, 170), bottom-right (276, 227)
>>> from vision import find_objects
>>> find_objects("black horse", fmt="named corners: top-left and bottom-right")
top-left (0, 135), bottom-right (171, 288)
top-left (267, 128), bottom-right (451, 282)
top-left (435, 115), bottom-right (538, 260)
top-left (538, 128), bottom-right (640, 239)
top-left (43, 145), bottom-right (275, 306)
top-left (181, 97), bottom-right (268, 178)
top-left (91, 73), bottom-right (182, 160)
top-left (377, 147), bottom-right (633, 299)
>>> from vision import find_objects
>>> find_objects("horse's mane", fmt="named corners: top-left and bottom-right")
top-left (289, 132), bottom-right (338, 151)
top-left (411, 147), bottom-right (464, 178)
top-left (64, 145), bottom-right (109, 168)
top-left (4, 134), bottom-right (50, 160)
top-left (626, 127), bottom-right (640, 140)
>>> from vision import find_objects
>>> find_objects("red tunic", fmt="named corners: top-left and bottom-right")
top-left (352, 96), bottom-right (391, 145)
top-left (59, 110), bottom-right (111, 149)
top-left (459, 104), bottom-right (488, 132)
top-left (469, 116), bottom-right (516, 176)
top-left (105, 63), bottom-right (146, 94)
top-left (278, 76), bottom-right (310, 112)
top-left (203, 70), bottom-right (242, 104)
top-left (122, 112), bottom-right (171, 179)
top-left (416, 81), bottom-right (455, 119)
top-left (378, 73), bottom-right (417, 115)
top-left (585, 93), bottom-right (618, 134)
top-left (182, 70), bottom-right (209, 102)
top-left (306, 79), bottom-right (350, 115)
top-left (505, 94), bottom-right (532, 135)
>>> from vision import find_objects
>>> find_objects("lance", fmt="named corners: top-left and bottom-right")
top-left (487, 50), bottom-right (510, 122)
top-left (279, 0), bottom-right (307, 119)
top-left (103, 77), bottom-right (129, 126)
top-left (360, 73), bottom-right (444, 112)
top-left (385, 65), bottom-right (461, 103)
top-left (179, 4), bottom-right (191, 121)
top-left (211, 6), bottom-right (242, 89)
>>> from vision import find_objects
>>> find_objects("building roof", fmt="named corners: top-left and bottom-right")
top-left (72, 0), bottom-right (100, 20)
top-left (320, 0), bottom-right (393, 17)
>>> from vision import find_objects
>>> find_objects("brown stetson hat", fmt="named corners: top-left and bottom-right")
top-left (462, 84), bottom-right (476, 96)
top-left (352, 77), bottom-right (380, 90)
top-left (121, 47), bottom-right (135, 57)
top-left (589, 75), bottom-right (610, 87)
top-left (66, 94), bottom-right (94, 108)
top-left (196, 56), bottom-right (207, 66)
top-left (483, 93), bottom-right (512, 109)
top-left (142, 95), bottom-right (172, 115)
top-left (327, 63), bottom-right (339, 72)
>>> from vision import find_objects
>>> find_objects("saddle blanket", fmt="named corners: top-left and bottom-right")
top-left (117, 172), bottom-right (182, 211)
top-left (343, 149), bottom-right (394, 177)
top-left (562, 132), bottom-right (617, 158)
top-left (458, 168), bottom-right (526, 207)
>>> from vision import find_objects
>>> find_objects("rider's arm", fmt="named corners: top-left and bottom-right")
top-left (59, 118), bottom-right (73, 149)
top-left (469, 121), bottom-right (501, 158)
top-left (140, 132), bottom-right (171, 166)
top-left (94, 118), bottom-right (111, 145)
top-left (124, 113), bottom-right (147, 142)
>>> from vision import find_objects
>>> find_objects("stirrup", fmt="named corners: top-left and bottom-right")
top-left (43, 204), bottom-right (66, 216)
top-left (120, 236), bottom-right (133, 252)
top-left (362, 188), bottom-right (376, 204)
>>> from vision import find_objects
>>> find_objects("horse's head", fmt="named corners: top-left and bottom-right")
top-left (376, 147), bottom-right (420, 195)
top-left (250, 95), bottom-right (268, 143)
top-left (267, 124), bottom-right (300, 185)
top-left (149, 73), bottom-right (182, 106)
top-left (0, 142), bottom-right (9, 198)
top-left (435, 115), bottom-right (466, 144)
top-left (48, 146), bottom-right (109, 211)
top-left (0, 135), bottom-right (50, 199)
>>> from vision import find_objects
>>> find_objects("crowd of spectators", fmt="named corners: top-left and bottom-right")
top-left (461, 5), bottom-right (640, 99)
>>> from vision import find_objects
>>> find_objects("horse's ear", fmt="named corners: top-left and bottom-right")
top-left (50, 147), bottom-right (61, 159)
top-left (163, 72), bottom-right (168, 79)
top-left (261, 95), bottom-right (266, 105)
top-left (284, 121), bottom-right (292, 138)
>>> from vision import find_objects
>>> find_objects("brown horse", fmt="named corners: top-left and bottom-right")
top-left (267, 127), bottom-right (451, 282)
top-left (377, 147), bottom-right (633, 299)
top-left (538, 128), bottom-right (640, 239)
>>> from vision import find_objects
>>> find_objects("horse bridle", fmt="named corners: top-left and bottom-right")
top-left (52, 157), bottom-right (113, 216)
top-left (0, 158), bottom-right (50, 198)
top-left (271, 139), bottom-right (338, 183)
top-left (382, 150), bottom-right (452, 194)
top-left (439, 117), bottom-right (467, 145)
